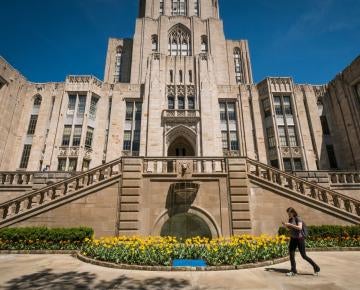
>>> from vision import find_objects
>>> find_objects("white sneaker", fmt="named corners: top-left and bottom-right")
top-left (286, 272), bottom-right (296, 277)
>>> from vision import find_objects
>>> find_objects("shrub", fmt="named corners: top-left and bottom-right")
top-left (0, 227), bottom-right (93, 250)
top-left (278, 225), bottom-right (360, 238)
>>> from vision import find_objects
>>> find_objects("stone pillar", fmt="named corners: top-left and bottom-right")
top-left (118, 158), bottom-right (142, 236)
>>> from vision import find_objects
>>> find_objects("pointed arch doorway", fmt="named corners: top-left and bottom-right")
top-left (166, 125), bottom-right (197, 157)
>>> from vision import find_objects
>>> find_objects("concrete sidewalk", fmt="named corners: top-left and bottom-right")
top-left (0, 252), bottom-right (359, 290)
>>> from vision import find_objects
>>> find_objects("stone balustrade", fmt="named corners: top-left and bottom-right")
top-left (143, 158), bottom-right (226, 174)
top-left (0, 159), bottom-right (122, 224)
top-left (246, 159), bottom-right (360, 219)
top-left (66, 75), bottom-right (103, 88)
top-left (0, 172), bottom-right (34, 186)
top-left (162, 110), bottom-right (200, 120)
top-left (329, 172), bottom-right (360, 184)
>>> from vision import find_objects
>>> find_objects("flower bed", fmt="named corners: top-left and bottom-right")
top-left (81, 235), bottom-right (289, 266)
top-left (0, 227), bottom-right (93, 251)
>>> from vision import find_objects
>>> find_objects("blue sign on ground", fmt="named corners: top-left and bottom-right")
top-left (172, 259), bottom-right (207, 267)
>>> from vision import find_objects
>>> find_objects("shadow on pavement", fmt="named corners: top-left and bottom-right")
top-left (265, 268), bottom-right (314, 276)
top-left (3, 269), bottom-right (192, 290)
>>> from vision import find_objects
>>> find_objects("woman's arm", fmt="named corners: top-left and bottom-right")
top-left (285, 222), bottom-right (302, 231)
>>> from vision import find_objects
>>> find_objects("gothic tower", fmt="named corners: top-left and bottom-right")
top-left (104, 0), bottom-right (253, 158)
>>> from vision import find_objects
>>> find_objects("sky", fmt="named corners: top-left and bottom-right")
top-left (0, 0), bottom-right (359, 84)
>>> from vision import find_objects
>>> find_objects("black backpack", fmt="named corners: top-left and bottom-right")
top-left (295, 217), bottom-right (308, 238)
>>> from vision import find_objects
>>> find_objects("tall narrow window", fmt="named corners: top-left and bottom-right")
top-left (178, 96), bottom-right (185, 109)
top-left (72, 125), bottom-right (82, 147)
top-left (132, 130), bottom-right (141, 154)
top-left (278, 126), bottom-right (288, 146)
top-left (201, 35), bottom-right (208, 53)
top-left (179, 70), bottom-right (183, 83)
top-left (77, 95), bottom-right (86, 117)
top-left (283, 158), bottom-right (292, 172)
top-left (123, 102), bottom-right (142, 155)
top-left (262, 98), bottom-right (271, 118)
top-left (27, 115), bottom-right (38, 135)
top-left (114, 45), bottom-right (123, 83)
top-left (188, 96), bottom-right (195, 110)
top-left (172, 0), bottom-right (187, 16)
top-left (234, 48), bottom-right (243, 83)
top-left (159, 0), bottom-right (164, 15)
top-left (320, 116), bottom-right (330, 135)
top-left (125, 102), bottom-right (134, 121)
top-left (326, 145), bottom-right (338, 169)
top-left (170, 70), bottom-right (174, 83)
top-left (67, 95), bottom-right (76, 114)
top-left (89, 96), bottom-right (99, 120)
top-left (57, 158), bottom-right (66, 171)
top-left (283, 96), bottom-right (293, 115)
top-left (19, 145), bottom-right (32, 169)
top-left (123, 131), bottom-right (132, 151)
top-left (189, 70), bottom-right (193, 83)
top-left (168, 24), bottom-right (191, 56)
top-left (274, 97), bottom-right (283, 115)
top-left (221, 131), bottom-right (228, 149)
top-left (68, 158), bottom-right (77, 172)
top-left (293, 159), bottom-right (303, 171)
top-left (168, 96), bottom-right (175, 109)
top-left (85, 127), bottom-right (94, 148)
top-left (230, 131), bottom-right (239, 150)
top-left (288, 126), bottom-right (298, 146)
top-left (219, 102), bottom-right (240, 154)
top-left (266, 127), bottom-right (276, 149)
top-left (152, 35), bottom-right (158, 52)
top-left (62, 125), bottom-right (72, 146)
top-left (194, 0), bottom-right (199, 16)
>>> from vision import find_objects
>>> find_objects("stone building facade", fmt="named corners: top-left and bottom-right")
top-left (0, 0), bottom-right (359, 237)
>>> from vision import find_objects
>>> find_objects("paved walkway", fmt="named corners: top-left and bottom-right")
top-left (0, 252), bottom-right (359, 290)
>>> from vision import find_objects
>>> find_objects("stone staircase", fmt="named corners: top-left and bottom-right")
top-left (0, 156), bottom-right (359, 233)
top-left (246, 158), bottom-right (360, 224)
top-left (0, 159), bottom-right (122, 229)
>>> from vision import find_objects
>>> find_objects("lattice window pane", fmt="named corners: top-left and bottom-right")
top-left (168, 96), bottom-right (175, 109)
top-left (89, 96), bottom-right (99, 120)
top-left (68, 95), bottom-right (76, 114)
top-left (221, 131), bottom-right (228, 149)
top-left (72, 125), bottom-right (82, 147)
top-left (77, 95), bottom-right (86, 116)
top-left (278, 126), bottom-right (288, 146)
top-left (57, 158), bottom-right (66, 171)
top-left (288, 126), bottom-right (298, 147)
top-left (123, 131), bottom-right (132, 151)
top-left (68, 158), bottom-right (77, 172)
top-left (62, 125), bottom-right (72, 146)
top-left (19, 145), bottom-right (32, 169)
top-left (230, 131), bottom-right (239, 150)
top-left (126, 102), bottom-right (134, 121)
top-left (178, 97), bottom-right (185, 109)
top-left (85, 127), bottom-right (94, 148)
top-left (188, 97), bottom-right (195, 110)
top-left (27, 115), bottom-right (38, 135)
top-left (283, 158), bottom-right (292, 172)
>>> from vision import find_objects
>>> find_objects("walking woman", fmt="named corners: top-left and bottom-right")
top-left (282, 207), bottom-right (320, 276)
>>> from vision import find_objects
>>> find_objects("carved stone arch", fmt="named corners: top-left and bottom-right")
top-left (33, 94), bottom-right (42, 107)
top-left (152, 206), bottom-right (221, 238)
top-left (167, 124), bottom-right (196, 147)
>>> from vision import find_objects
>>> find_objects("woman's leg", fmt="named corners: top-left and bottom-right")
top-left (289, 238), bottom-right (298, 273)
top-left (298, 239), bottom-right (320, 271)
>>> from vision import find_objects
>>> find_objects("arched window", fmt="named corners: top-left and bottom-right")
top-left (114, 45), bottom-right (123, 83)
top-left (201, 35), bottom-right (208, 53)
top-left (233, 47), bottom-right (244, 84)
top-left (151, 35), bottom-right (158, 52)
top-left (168, 24), bottom-right (192, 56)
top-left (172, 0), bottom-right (187, 16)
top-left (33, 95), bottom-right (42, 107)
top-left (194, 0), bottom-right (199, 16)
